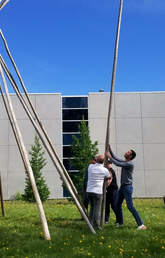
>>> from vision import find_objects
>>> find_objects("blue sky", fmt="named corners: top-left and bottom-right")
top-left (0, 0), bottom-right (165, 95)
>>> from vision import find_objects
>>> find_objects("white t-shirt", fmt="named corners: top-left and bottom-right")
top-left (86, 163), bottom-right (110, 194)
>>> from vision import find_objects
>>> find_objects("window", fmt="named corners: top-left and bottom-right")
top-left (62, 96), bottom-right (88, 197)
top-left (63, 146), bottom-right (72, 158)
top-left (63, 134), bottom-right (79, 145)
top-left (62, 97), bottom-right (88, 108)
top-left (62, 109), bottom-right (88, 120)
top-left (63, 121), bottom-right (88, 132)
top-left (63, 159), bottom-right (78, 170)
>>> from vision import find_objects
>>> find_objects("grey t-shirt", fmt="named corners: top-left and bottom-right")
top-left (110, 150), bottom-right (134, 186)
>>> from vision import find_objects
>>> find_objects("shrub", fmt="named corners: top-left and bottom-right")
top-left (23, 135), bottom-right (50, 202)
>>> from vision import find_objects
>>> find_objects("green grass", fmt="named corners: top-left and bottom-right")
top-left (0, 199), bottom-right (165, 258)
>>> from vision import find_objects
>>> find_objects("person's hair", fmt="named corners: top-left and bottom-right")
top-left (130, 150), bottom-right (136, 160)
top-left (97, 155), bottom-right (104, 164)
top-left (108, 160), bottom-right (112, 164)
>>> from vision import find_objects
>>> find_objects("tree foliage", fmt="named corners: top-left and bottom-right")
top-left (69, 118), bottom-right (98, 197)
top-left (23, 135), bottom-right (50, 202)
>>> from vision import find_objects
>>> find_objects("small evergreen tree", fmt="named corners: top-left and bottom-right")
top-left (23, 135), bottom-right (50, 202)
top-left (69, 117), bottom-right (98, 197)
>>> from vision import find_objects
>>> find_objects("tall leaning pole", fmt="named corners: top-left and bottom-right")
top-left (100, 0), bottom-right (123, 228)
top-left (0, 0), bottom-right (95, 234)
top-left (0, 0), bottom-right (10, 10)
top-left (0, 0), bottom-right (50, 240)
top-left (0, 65), bottom-right (51, 240)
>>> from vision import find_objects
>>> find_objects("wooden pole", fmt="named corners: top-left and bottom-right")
top-left (0, 172), bottom-right (5, 217)
top-left (0, 0), bottom-right (10, 10)
top-left (0, 59), bottom-right (95, 234)
top-left (0, 65), bottom-right (51, 240)
top-left (0, 28), bottom-right (93, 231)
top-left (100, 0), bottom-right (123, 228)
top-left (0, 45), bottom-right (88, 218)
top-left (0, 84), bottom-right (27, 169)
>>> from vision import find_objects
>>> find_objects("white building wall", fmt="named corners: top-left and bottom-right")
top-left (0, 93), bottom-right (62, 200)
top-left (0, 91), bottom-right (165, 199)
top-left (89, 92), bottom-right (165, 198)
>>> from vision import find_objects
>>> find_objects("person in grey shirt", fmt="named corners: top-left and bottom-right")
top-left (105, 146), bottom-right (146, 230)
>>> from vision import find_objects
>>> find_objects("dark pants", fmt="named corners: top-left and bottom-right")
top-left (87, 192), bottom-right (103, 228)
top-left (105, 189), bottom-right (118, 222)
top-left (83, 191), bottom-right (89, 211)
top-left (116, 185), bottom-right (143, 226)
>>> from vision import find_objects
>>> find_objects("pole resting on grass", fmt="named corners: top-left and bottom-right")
top-left (0, 57), bottom-right (95, 234)
top-left (0, 65), bottom-right (51, 240)
top-left (0, 30), bottom-right (95, 234)
top-left (0, 27), bottom-right (90, 220)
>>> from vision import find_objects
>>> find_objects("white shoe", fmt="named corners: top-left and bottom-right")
top-left (115, 223), bottom-right (124, 228)
top-left (137, 224), bottom-right (147, 230)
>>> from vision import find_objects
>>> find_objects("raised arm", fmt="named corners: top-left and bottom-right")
top-left (110, 150), bottom-right (125, 163)
top-left (105, 150), bottom-right (133, 168)
top-left (110, 156), bottom-right (133, 168)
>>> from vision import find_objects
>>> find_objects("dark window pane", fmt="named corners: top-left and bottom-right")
top-left (63, 121), bottom-right (88, 132)
top-left (63, 134), bottom-right (79, 145)
top-left (62, 97), bottom-right (88, 108)
top-left (63, 159), bottom-right (78, 170)
top-left (63, 109), bottom-right (88, 120)
top-left (63, 159), bottom-right (72, 170)
top-left (63, 146), bottom-right (72, 158)
top-left (63, 171), bottom-right (79, 197)
top-left (63, 188), bottom-right (70, 197)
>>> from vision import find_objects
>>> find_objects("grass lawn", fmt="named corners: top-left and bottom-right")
top-left (0, 198), bottom-right (165, 258)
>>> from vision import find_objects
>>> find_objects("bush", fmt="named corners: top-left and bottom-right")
top-left (23, 135), bottom-right (50, 202)
top-left (68, 117), bottom-right (98, 197)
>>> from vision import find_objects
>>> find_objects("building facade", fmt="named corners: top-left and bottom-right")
top-left (0, 91), bottom-right (165, 200)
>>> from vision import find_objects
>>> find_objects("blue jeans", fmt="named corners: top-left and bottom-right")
top-left (87, 192), bottom-right (103, 228)
top-left (116, 185), bottom-right (143, 226)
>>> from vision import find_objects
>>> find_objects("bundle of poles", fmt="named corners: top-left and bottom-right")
top-left (0, 0), bottom-right (123, 239)
top-left (0, 29), bottom-right (95, 238)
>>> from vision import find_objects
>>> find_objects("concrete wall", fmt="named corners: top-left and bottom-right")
top-left (0, 91), bottom-right (165, 199)
top-left (89, 92), bottom-right (165, 198)
top-left (0, 93), bottom-right (62, 200)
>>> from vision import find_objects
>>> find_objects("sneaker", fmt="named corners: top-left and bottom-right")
top-left (105, 221), bottom-right (109, 224)
top-left (137, 224), bottom-right (147, 230)
top-left (115, 223), bottom-right (124, 228)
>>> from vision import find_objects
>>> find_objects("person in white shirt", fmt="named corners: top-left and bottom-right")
top-left (86, 154), bottom-right (111, 230)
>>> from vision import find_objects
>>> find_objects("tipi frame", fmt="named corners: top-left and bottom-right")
top-left (0, 0), bottom-right (123, 237)
top-left (0, 1), bottom-right (95, 237)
